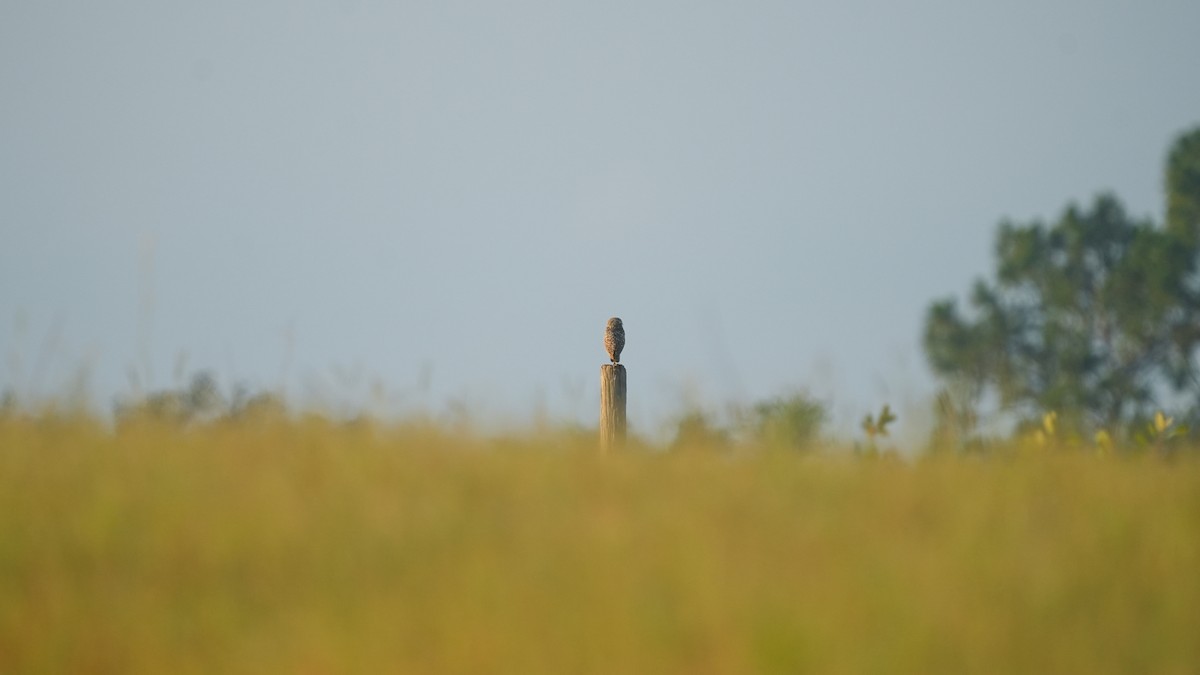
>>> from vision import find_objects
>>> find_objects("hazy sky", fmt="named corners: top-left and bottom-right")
top-left (3, 0), bottom-right (1200, 441)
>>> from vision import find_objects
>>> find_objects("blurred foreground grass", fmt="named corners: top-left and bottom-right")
top-left (1, 413), bottom-right (1198, 674)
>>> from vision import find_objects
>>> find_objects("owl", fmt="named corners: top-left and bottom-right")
top-left (604, 317), bottom-right (625, 364)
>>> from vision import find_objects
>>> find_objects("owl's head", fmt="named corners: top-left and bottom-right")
top-left (607, 317), bottom-right (623, 329)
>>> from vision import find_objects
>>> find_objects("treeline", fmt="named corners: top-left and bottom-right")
top-left (2, 367), bottom-right (1192, 456)
top-left (1, 369), bottom-right (840, 453)
top-left (103, 374), bottom-right (838, 455)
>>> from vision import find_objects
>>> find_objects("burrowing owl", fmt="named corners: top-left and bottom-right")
top-left (605, 317), bottom-right (625, 364)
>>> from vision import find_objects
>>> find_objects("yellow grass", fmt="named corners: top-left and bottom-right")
top-left (2, 413), bottom-right (1198, 674)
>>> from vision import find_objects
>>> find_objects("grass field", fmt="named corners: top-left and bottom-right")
top-left (2, 413), bottom-right (1199, 674)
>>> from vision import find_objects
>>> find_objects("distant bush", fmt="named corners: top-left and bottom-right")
top-left (115, 370), bottom-right (286, 428)
top-left (669, 410), bottom-right (732, 453)
top-left (739, 392), bottom-right (826, 452)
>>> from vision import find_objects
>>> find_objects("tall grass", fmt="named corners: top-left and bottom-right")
top-left (1, 412), bottom-right (1198, 674)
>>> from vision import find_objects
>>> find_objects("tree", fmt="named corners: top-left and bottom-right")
top-left (923, 126), bottom-right (1200, 438)
top-left (1167, 125), bottom-right (1200, 241)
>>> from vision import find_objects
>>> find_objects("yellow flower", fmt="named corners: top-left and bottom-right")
top-left (1042, 411), bottom-right (1058, 436)
top-left (1154, 411), bottom-right (1173, 434)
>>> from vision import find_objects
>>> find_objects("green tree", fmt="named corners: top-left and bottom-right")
top-left (923, 126), bottom-right (1200, 437)
top-left (1167, 125), bottom-right (1200, 241)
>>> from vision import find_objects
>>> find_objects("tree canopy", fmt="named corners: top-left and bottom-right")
top-left (924, 126), bottom-right (1200, 439)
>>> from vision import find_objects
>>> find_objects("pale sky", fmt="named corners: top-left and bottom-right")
top-left (3, 0), bottom-right (1200, 442)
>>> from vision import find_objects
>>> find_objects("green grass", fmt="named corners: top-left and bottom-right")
top-left (1, 413), bottom-right (1198, 674)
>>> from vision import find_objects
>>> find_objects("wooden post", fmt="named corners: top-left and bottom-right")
top-left (600, 364), bottom-right (627, 452)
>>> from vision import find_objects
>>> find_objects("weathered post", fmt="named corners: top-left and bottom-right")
top-left (600, 364), bottom-right (627, 452)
